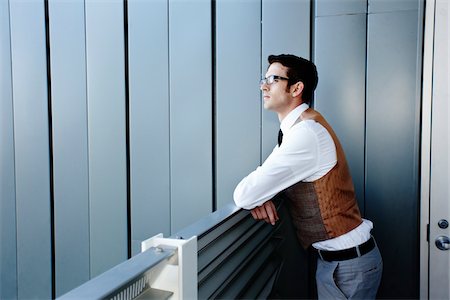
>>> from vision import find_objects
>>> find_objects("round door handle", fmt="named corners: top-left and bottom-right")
top-left (435, 236), bottom-right (450, 251)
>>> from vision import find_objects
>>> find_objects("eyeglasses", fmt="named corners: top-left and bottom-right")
top-left (259, 75), bottom-right (289, 86)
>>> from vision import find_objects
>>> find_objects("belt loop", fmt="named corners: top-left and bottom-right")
top-left (356, 245), bottom-right (361, 257)
top-left (318, 250), bottom-right (324, 260)
top-left (372, 235), bottom-right (377, 248)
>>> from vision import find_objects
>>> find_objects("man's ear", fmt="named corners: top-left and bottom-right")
top-left (291, 81), bottom-right (304, 97)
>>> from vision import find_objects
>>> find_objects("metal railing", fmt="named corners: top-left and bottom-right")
top-left (58, 245), bottom-right (176, 299)
top-left (58, 199), bottom-right (311, 299)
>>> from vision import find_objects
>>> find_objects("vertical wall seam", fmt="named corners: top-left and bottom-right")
top-left (363, 0), bottom-right (369, 217)
top-left (211, 0), bottom-right (217, 212)
top-left (259, 0), bottom-right (263, 165)
top-left (82, 0), bottom-right (91, 279)
top-left (43, 0), bottom-right (56, 297)
top-left (425, 2), bottom-right (436, 297)
top-left (414, 2), bottom-right (427, 287)
top-left (310, 0), bottom-right (315, 107)
top-left (167, 0), bottom-right (172, 234)
top-left (123, 0), bottom-right (132, 259)
top-left (7, 0), bottom-right (19, 297)
top-left (415, 2), bottom-right (426, 201)
top-left (428, 2), bottom-right (437, 296)
top-left (310, 0), bottom-right (315, 60)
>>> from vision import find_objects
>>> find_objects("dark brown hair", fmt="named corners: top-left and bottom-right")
top-left (268, 54), bottom-right (318, 104)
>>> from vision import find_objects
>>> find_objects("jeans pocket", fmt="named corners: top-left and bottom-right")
top-left (332, 262), bottom-right (349, 299)
top-left (360, 260), bottom-right (383, 290)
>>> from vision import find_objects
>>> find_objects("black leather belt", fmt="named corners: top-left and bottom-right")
top-left (317, 236), bottom-right (376, 262)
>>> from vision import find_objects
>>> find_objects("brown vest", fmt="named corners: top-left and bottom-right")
top-left (283, 108), bottom-right (362, 249)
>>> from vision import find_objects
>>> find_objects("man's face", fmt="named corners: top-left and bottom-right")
top-left (260, 62), bottom-right (292, 113)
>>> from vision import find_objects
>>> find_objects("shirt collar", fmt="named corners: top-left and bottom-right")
top-left (280, 103), bottom-right (309, 134)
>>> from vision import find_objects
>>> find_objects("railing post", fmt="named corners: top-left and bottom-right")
top-left (141, 234), bottom-right (197, 300)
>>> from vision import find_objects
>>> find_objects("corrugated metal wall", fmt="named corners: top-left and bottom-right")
top-left (314, 1), bottom-right (423, 297)
top-left (365, 2), bottom-right (423, 297)
top-left (0, 0), bottom-right (423, 298)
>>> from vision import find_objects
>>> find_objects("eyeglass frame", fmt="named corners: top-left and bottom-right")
top-left (259, 75), bottom-right (289, 86)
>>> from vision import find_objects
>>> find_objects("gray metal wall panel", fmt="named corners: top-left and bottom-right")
top-left (0, 1), bottom-right (17, 298)
top-left (9, 0), bottom-right (52, 298)
top-left (366, 9), bottom-right (420, 298)
top-left (85, 0), bottom-right (128, 277)
top-left (314, 13), bottom-right (367, 211)
top-left (128, 0), bottom-right (170, 256)
top-left (369, 0), bottom-right (419, 14)
top-left (169, 0), bottom-right (212, 232)
top-left (48, 1), bottom-right (90, 296)
top-left (316, 0), bottom-right (367, 17)
top-left (215, 0), bottom-right (261, 209)
top-left (261, 0), bottom-right (311, 160)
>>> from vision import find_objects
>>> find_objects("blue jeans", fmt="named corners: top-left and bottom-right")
top-left (316, 245), bottom-right (383, 299)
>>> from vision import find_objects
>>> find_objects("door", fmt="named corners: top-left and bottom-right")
top-left (425, 0), bottom-right (450, 299)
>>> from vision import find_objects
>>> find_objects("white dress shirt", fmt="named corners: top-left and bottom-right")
top-left (233, 103), bottom-right (372, 250)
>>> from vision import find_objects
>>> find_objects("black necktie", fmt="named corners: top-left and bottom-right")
top-left (278, 129), bottom-right (283, 146)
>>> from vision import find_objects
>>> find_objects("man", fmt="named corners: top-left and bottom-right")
top-left (233, 54), bottom-right (382, 299)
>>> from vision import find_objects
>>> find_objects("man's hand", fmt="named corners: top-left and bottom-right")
top-left (250, 200), bottom-right (279, 225)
